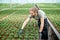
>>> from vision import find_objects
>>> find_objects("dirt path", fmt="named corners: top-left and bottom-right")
top-left (12, 8), bottom-right (60, 10)
top-left (0, 8), bottom-right (10, 11)
top-left (0, 8), bottom-right (60, 11)
top-left (0, 11), bottom-right (16, 21)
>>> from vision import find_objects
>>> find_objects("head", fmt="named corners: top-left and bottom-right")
top-left (29, 7), bottom-right (38, 16)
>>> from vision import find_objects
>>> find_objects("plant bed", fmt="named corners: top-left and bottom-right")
top-left (5, 27), bottom-right (8, 31)
top-left (7, 35), bottom-right (12, 39)
top-left (0, 30), bottom-right (1, 33)
top-left (5, 32), bottom-right (9, 36)
top-left (6, 30), bottom-right (10, 33)
top-left (10, 33), bottom-right (14, 36)
top-left (48, 18), bottom-right (60, 33)
top-left (18, 35), bottom-right (23, 39)
top-left (0, 5), bottom-right (60, 40)
top-left (11, 29), bottom-right (16, 33)
top-left (0, 10), bottom-right (16, 19)
top-left (35, 35), bottom-right (39, 39)
top-left (14, 33), bottom-right (18, 38)
top-left (29, 36), bottom-right (34, 39)
top-left (45, 9), bottom-right (60, 33)
top-left (1, 36), bottom-right (6, 40)
top-left (1, 32), bottom-right (5, 36)
top-left (0, 35), bottom-right (2, 39)
top-left (6, 38), bottom-right (11, 40)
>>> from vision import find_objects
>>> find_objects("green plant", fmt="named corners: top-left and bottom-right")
top-left (14, 33), bottom-right (18, 38)
top-left (0, 3), bottom-right (60, 40)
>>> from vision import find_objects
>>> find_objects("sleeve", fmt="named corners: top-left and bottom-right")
top-left (38, 10), bottom-right (45, 18)
top-left (40, 12), bottom-right (45, 18)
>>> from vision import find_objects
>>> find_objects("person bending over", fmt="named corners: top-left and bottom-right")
top-left (18, 7), bottom-right (48, 40)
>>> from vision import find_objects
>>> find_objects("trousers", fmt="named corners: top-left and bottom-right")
top-left (38, 18), bottom-right (48, 39)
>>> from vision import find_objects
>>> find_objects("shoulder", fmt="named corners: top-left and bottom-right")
top-left (38, 10), bottom-right (46, 18)
top-left (38, 10), bottom-right (45, 14)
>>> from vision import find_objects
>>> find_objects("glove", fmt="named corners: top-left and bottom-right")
top-left (39, 32), bottom-right (42, 40)
top-left (18, 29), bottom-right (23, 36)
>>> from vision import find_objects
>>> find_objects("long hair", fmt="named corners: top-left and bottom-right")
top-left (29, 7), bottom-right (38, 13)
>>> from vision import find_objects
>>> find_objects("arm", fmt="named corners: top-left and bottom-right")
top-left (21, 18), bottom-right (31, 29)
top-left (18, 17), bottom-right (31, 35)
top-left (39, 17), bottom-right (44, 32)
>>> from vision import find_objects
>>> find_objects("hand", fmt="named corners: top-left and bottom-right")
top-left (39, 29), bottom-right (42, 33)
top-left (39, 32), bottom-right (42, 40)
top-left (18, 29), bottom-right (23, 36)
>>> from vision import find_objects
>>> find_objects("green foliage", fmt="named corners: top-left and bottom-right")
top-left (0, 3), bottom-right (60, 40)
